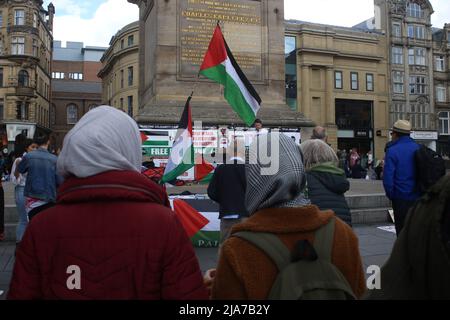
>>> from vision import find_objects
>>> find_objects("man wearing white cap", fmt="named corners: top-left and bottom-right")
top-left (383, 120), bottom-right (421, 236)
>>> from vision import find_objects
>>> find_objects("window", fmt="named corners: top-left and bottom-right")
top-left (88, 104), bottom-right (97, 111)
top-left (52, 72), bottom-right (65, 79)
top-left (128, 35), bottom-right (134, 46)
top-left (51, 104), bottom-right (56, 125)
top-left (68, 72), bottom-right (83, 80)
top-left (409, 103), bottom-right (429, 129)
top-left (33, 13), bottom-right (37, 28)
top-left (390, 103), bottom-right (406, 126)
top-left (66, 104), bottom-right (78, 124)
top-left (0, 11), bottom-right (3, 28)
top-left (436, 86), bottom-right (446, 103)
top-left (416, 25), bottom-right (425, 39)
top-left (335, 71), bottom-right (343, 89)
top-left (392, 47), bottom-right (403, 64)
top-left (11, 37), bottom-right (25, 55)
top-left (409, 76), bottom-right (426, 94)
top-left (408, 48), bottom-right (426, 66)
top-left (0, 68), bottom-right (3, 87)
top-left (350, 72), bottom-right (358, 90)
top-left (439, 112), bottom-right (450, 135)
top-left (18, 70), bottom-right (29, 87)
top-left (393, 71), bottom-right (404, 93)
top-left (120, 98), bottom-right (124, 110)
top-left (285, 36), bottom-right (297, 110)
top-left (128, 66), bottom-right (133, 86)
top-left (392, 23), bottom-right (401, 37)
top-left (407, 3), bottom-right (424, 18)
top-left (14, 9), bottom-right (24, 25)
top-left (32, 39), bottom-right (38, 56)
top-left (0, 41), bottom-right (3, 55)
top-left (16, 101), bottom-right (28, 120)
top-left (120, 39), bottom-right (124, 49)
top-left (366, 74), bottom-right (374, 91)
top-left (436, 56), bottom-right (445, 71)
top-left (0, 102), bottom-right (3, 121)
top-left (407, 25), bottom-right (414, 38)
top-left (448, 31), bottom-right (450, 43)
top-left (120, 70), bottom-right (124, 88)
top-left (127, 96), bottom-right (133, 116)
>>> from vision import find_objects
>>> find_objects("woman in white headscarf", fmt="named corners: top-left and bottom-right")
top-left (8, 106), bottom-right (208, 300)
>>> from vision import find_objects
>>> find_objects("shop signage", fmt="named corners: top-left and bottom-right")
top-left (410, 131), bottom-right (438, 140)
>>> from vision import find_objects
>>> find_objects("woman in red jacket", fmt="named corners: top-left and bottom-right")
top-left (8, 106), bottom-right (208, 300)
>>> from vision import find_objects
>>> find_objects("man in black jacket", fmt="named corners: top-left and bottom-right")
top-left (207, 138), bottom-right (248, 245)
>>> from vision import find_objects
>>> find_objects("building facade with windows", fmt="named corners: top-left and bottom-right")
top-left (285, 20), bottom-right (389, 159)
top-left (372, 0), bottom-right (439, 150)
top-left (51, 41), bottom-right (106, 148)
top-left (98, 21), bottom-right (139, 118)
top-left (432, 23), bottom-right (450, 156)
top-left (0, 0), bottom-right (54, 149)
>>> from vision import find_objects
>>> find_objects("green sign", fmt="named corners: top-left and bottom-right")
top-left (142, 147), bottom-right (171, 157)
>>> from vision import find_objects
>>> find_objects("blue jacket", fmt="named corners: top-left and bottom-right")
top-left (18, 148), bottom-right (63, 202)
top-left (383, 136), bottom-right (421, 201)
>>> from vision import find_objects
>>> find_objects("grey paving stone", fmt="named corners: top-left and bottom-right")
top-left (0, 255), bottom-right (11, 271)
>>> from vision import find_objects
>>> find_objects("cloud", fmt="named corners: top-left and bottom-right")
top-left (284, 0), bottom-right (449, 28)
top-left (45, 0), bottom-right (138, 47)
top-left (284, 0), bottom-right (374, 27)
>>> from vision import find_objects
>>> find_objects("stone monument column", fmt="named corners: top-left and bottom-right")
top-left (128, 0), bottom-right (313, 128)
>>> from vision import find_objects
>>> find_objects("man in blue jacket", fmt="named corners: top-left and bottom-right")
top-left (18, 134), bottom-right (63, 219)
top-left (383, 120), bottom-right (421, 236)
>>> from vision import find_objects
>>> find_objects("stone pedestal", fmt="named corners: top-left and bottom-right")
top-left (129, 0), bottom-right (314, 128)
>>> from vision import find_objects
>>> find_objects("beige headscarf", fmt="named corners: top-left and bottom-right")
top-left (57, 106), bottom-right (142, 178)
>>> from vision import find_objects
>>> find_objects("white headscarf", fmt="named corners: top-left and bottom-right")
top-left (57, 105), bottom-right (142, 178)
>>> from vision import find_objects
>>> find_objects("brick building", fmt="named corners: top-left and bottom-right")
top-left (50, 41), bottom-right (106, 148)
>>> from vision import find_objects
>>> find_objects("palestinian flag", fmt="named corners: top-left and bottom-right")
top-left (161, 96), bottom-right (195, 183)
top-left (200, 24), bottom-right (261, 127)
top-left (171, 199), bottom-right (209, 238)
top-left (140, 130), bottom-right (170, 147)
top-left (170, 197), bottom-right (221, 247)
top-left (194, 154), bottom-right (215, 182)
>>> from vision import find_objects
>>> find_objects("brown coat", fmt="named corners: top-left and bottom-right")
top-left (211, 205), bottom-right (366, 299)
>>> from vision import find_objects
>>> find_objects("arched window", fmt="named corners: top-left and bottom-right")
top-left (66, 104), bottom-right (78, 124)
top-left (407, 2), bottom-right (424, 18)
top-left (18, 70), bottom-right (29, 87)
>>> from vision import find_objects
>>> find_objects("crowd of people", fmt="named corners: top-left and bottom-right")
top-left (0, 107), bottom-right (449, 299)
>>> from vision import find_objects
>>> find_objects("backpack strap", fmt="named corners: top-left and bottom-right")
top-left (233, 232), bottom-right (291, 271)
top-left (312, 217), bottom-right (336, 262)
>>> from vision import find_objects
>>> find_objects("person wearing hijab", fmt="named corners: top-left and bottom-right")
top-left (210, 134), bottom-right (366, 299)
top-left (8, 106), bottom-right (208, 300)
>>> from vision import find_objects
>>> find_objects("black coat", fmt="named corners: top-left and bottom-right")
top-left (207, 161), bottom-right (249, 219)
top-left (306, 171), bottom-right (352, 226)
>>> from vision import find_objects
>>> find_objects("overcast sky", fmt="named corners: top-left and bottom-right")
top-left (43, 0), bottom-right (450, 47)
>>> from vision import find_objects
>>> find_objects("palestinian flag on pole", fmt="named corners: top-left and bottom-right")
top-left (199, 24), bottom-right (261, 127)
top-left (161, 96), bottom-right (195, 183)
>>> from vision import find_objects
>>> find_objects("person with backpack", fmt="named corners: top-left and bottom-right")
top-left (368, 174), bottom-right (450, 299)
top-left (383, 120), bottom-right (421, 236)
top-left (210, 134), bottom-right (365, 300)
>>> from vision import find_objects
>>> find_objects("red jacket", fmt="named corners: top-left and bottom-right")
top-left (8, 170), bottom-right (208, 300)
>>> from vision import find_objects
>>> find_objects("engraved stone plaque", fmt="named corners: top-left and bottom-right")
top-left (178, 0), bottom-right (263, 81)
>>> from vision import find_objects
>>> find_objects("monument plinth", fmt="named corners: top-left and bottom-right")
top-left (129, 0), bottom-right (313, 127)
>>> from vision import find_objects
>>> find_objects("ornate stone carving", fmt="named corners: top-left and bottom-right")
top-left (390, 0), bottom-right (407, 15)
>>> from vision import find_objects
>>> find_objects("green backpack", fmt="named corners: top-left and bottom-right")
top-left (233, 218), bottom-right (356, 300)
